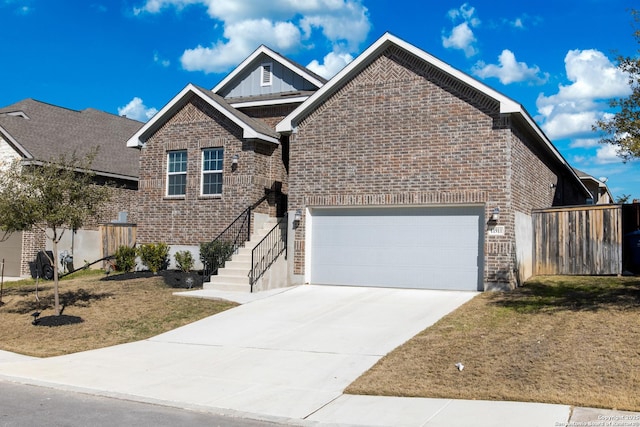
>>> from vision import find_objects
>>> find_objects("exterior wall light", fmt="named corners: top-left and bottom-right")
top-left (292, 209), bottom-right (302, 229)
top-left (231, 154), bottom-right (239, 172)
top-left (491, 207), bottom-right (500, 221)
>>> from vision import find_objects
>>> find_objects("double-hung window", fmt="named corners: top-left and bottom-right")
top-left (202, 148), bottom-right (223, 195)
top-left (167, 150), bottom-right (187, 196)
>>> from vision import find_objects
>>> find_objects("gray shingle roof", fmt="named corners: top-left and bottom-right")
top-left (0, 99), bottom-right (143, 179)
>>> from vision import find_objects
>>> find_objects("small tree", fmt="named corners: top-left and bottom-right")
top-left (0, 151), bottom-right (112, 315)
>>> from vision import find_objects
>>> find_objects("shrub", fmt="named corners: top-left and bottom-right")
top-left (174, 250), bottom-right (194, 273)
top-left (137, 243), bottom-right (169, 273)
top-left (199, 240), bottom-right (234, 273)
top-left (114, 245), bottom-right (137, 272)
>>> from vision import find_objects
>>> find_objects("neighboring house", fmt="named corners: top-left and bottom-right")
top-left (0, 99), bottom-right (142, 277)
top-left (127, 33), bottom-right (591, 291)
top-left (573, 168), bottom-right (614, 204)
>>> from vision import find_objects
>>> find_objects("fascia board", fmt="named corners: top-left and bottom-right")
top-left (126, 84), bottom-right (196, 148)
top-left (187, 86), bottom-right (280, 144)
top-left (126, 84), bottom-right (279, 147)
top-left (277, 32), bottom-right (523, 133)
top-left (21, 159), bottom-right (138, 182)
top-left (212, 45), bottom-right (324, 95)
top-left (0, 125), bottom-right (32, 158)
top-left (516, 109), bottom-right (592, 198)
top-left (229, 96), bottom-right (310, 109)
top-left (243, 128), bottom-right (279, 144)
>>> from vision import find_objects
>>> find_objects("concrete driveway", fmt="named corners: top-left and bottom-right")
top-left (0, 285), bottom-right (475, 421)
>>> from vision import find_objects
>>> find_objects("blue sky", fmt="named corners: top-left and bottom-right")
top-left (1, 0), bottom-right (638, 200)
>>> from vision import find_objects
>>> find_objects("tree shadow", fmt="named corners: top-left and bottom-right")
top-left (5, 288), bottom-right (113, 314)
top-left (490, 277), bottom-right (640, 313)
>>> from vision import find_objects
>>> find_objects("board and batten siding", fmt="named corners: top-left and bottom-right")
top-left (533, 205), bottom-right (622, 275)
top-left (220, 55), bottom-right (318, 99)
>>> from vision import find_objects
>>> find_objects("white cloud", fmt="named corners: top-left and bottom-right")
top-left (153, 51), bottom-right (170, 67)
top-left (511, 17), bottom-right (524, 29)
top-left (596, 144), bottom-right (622, 164)
top-left (181, 19), bottom-right (301, 73)
top-left (536, 49), bottom-right (631, 141)
top-left (570, 138), bottom-right (600, 148)
top-left (442, 23), bottom-right (478, 57)
top-left (117, 97), bottom-right (158, 122)
top-left (135, 0), bottom-right (370, 74)
top-left (307, 51), bottom-right (353, 78)
top-left (447, 3), bottom-right (480, 26)
top-left (442, 3), bottom-right (480, 57)
top-left (472, 49), bottom-right (548, 85)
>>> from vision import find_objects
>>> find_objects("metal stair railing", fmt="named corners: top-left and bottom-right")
top-left (249, 213), bottom-right (287, 292)
top-left (202, 194), bottom-right (269, 280)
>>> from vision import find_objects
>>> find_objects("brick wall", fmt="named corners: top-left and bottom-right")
top-left (136, 95), bottom-right (287, 246)
top-left (288, 46), bottom-right (564, 289)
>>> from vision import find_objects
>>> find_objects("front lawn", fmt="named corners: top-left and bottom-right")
top-left (0, 270), bottom-right (236, 357)
top-left (346, 275), bottom-right (640, 411)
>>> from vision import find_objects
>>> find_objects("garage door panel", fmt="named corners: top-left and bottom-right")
top-left (310, 207), bottom-right (483, 291)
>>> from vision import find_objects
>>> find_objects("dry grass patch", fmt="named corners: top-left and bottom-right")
top-left (347, 275), bottom-right (640, 411)
top-left (0, 270), bottom-right (237, 357)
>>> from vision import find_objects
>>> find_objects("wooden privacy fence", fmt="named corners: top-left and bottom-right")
top-left (101, 223), bottom-right (137, 259)
top-left (533, 205), bottom-right (622, 275)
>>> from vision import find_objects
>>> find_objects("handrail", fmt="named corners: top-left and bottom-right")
top-left (249, 214), bottom-right (287, 292)
top-left (202, 193), bottom-right (270, 279)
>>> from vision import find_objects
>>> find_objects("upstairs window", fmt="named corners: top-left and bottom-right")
top-left (261, 62), bottom-right (272, 86)
top-left (167, 150), bottom-right (187, 196)
top-left (202, 148), bottom-right (224, 195)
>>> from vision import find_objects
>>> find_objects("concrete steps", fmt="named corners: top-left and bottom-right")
top-left (203, 217), bottom-right (282, 292)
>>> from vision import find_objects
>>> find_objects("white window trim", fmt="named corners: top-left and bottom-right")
top-left (260, 62), bottom-right (273, 87)
top-left (201, 148), bottom-right (224, 196)
top-left (166, 150), bottom-right (187, 197)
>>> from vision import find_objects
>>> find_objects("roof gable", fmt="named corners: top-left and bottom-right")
top-left (276, 32), bottom-right (591, 199)
top-left (212, 45), bottom-right (326, 103)
top-left (277, 33), bottom-right (522, 133)
top-left (126, 84), bottom-right (279, 148)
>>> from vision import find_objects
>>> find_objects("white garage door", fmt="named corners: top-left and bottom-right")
top-left (310, 206), bottom-right (483, 290)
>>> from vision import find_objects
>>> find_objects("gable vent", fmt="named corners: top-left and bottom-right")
top-left (261, 62), bottom-right (273, 86)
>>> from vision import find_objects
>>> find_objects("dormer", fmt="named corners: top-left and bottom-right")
top-left (1, 110), bottom-right (30, 119)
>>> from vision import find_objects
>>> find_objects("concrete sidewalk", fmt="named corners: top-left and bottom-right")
top-left (0, 285), bottom-right (637, 426)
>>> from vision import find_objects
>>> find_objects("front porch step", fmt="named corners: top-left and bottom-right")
top-left (203, 217), bottom-right (283, 292)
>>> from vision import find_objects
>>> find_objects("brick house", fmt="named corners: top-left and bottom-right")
top-left (0, 99), bottom-right (142, 276)
top-left (126, 46), bottom-right (325, 274)
top-left (128, 33), bottom-right (591, 291)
